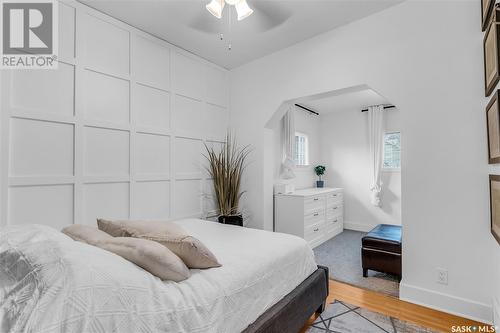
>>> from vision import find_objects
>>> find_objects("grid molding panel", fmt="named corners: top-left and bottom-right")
top-left (0, 0), bottom-right (229, 228)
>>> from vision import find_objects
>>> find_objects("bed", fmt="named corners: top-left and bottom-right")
top-left (0, 219), bottom-right (328, 333)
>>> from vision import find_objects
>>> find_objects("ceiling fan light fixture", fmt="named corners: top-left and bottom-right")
top-left (206, 0), bottom-right (224, 19)
top-left (235, 0), bottom-right (253, 20)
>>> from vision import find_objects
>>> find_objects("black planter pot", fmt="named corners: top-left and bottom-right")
top-left (316, 180), bottom-right (324, 188)
top-left (218, 214), bottom-right (243, 226)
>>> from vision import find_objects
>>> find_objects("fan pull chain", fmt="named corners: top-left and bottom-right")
top-left (217, 3), bottom-right (232, 52)
top-left (227, 4), bottom-right (232, 51)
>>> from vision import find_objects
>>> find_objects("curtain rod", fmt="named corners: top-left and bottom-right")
top-left (361, 105), bottom-right (396, 112)
top-left (295, 104), bottom-right (320, 116)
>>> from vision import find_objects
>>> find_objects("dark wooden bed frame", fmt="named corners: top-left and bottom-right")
top-left (242, 266), bottom-right (329, 333)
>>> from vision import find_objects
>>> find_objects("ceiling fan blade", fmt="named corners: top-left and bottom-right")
top-left (250, 1), bottom-right (292, 32)
top-left (188, 6), bottom-right (224, 34)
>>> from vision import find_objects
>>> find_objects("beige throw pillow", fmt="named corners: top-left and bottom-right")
top-left (97, 219), bottom-right (221, 269)
top-left (62, 224), bottom-right (190, 282)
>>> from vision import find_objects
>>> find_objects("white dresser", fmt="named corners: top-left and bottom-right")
top-left (274, 188), bottom-right (344, 248)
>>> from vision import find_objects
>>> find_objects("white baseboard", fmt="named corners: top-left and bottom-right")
top-left (400, 282), bottom-right (493, 324)
top-left (494, 296), bottom-right (500, 327)
top-left (343, 221), bottom-right (378, 232)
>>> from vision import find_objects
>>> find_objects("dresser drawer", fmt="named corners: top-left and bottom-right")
top-left (304, 195), bottom-right (325, 212)
top-left (326, 191), bottom-right (343, 207)
top-left (305, 222), bottom-right (323, 243)
top-left (325, 220), bottom-right (343, 239)
top-left (325, 215), bottom-right (343, 229)
top-left (326, 204), bottom-right (343, 219)
top-left (304, 209), bottom-right (325, 227)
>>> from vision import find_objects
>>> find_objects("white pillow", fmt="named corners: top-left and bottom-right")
top-left (62, 224), bottom-right (190, 282)
top-left (97, 219), bottom-right (221, 269)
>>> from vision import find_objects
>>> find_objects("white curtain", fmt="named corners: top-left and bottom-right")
top-left (280, 106), bottom-right (296, 179)
top-left (368, 105), bottom-right (384, 207)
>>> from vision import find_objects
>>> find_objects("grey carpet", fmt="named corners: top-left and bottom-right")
top-left (313, 230), bottom-right (400, 297)
top-left (307, 300), bottom-right (438, 333)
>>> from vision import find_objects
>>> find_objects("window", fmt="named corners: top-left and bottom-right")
top-left (294, 132), bottom-right (309, 166)
top-left (383, 132), bottom-right (401, 170)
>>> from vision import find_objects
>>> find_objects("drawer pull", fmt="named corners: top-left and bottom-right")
top-left (333, 207), bottom-right (337, 210)
top-left (332, 194), bottom-right (337, 197)
top-left (313, 198), bottom-right (319, 201)
top-left (313, 213), bottom-right (319, 217)
top-left (314, 228), bottom-right (319, 232)
top-left (333, 219), bottom-right (338, 223)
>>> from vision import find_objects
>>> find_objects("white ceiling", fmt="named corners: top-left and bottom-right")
top-left (301, 88), bottom-right (389, 114)
top-left (80, 0), bottom-right (403, 69)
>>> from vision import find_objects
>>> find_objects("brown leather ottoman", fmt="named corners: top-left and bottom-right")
top-left (361, 224), bottom-right (402, 279)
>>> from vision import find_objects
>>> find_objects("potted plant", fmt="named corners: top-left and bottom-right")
top-left (204, 133), bottom-right (251, 226)
top-left (315, 165), bottom-right (326, 188)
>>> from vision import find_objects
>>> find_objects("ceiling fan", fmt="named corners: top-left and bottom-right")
top-left (206, 0), bottom-right (254, 21)
top-left (190, 1), bottom-right (292, 34)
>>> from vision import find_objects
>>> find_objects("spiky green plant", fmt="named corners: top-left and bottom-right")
top-left (204, 133), bottom-right (251, 216)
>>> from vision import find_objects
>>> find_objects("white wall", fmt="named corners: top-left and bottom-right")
top-left (230, 0), bottom-right (495, 323)
top-left (0, 0), bottom-right (229, 228)
top-left (321, 108), bottom-right (401, 232)
top-left (273, 108), bottom-right (321, 189)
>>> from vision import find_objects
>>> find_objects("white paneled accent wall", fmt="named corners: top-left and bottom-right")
top-left (0, 0), bottom-right (229, 228)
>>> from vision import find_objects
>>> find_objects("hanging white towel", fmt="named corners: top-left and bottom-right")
top-left (280, 106), bottom-right (296, 179)
top-left (368, 105), bottom-right (384, 207)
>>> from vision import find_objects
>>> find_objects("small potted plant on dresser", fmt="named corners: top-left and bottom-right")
top-left (315, 165), bottom-right (326, 188)
top-left (204, 133), bottom-right (251, 227)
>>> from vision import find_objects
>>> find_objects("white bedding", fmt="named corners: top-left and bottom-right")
top-left (0, 219), bottom-right (317, 333)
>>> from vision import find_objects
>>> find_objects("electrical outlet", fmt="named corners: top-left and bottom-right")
top-left (437, 268), bottom-right (448, 285)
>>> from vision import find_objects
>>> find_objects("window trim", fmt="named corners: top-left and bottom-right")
top-left (294, 132), bottom-right (310, 167)
top-left (382, 130), bottom-right (401, 172)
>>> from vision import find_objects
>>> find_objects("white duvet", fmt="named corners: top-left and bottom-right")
top-left (0, 219), bottom-right (317, 333)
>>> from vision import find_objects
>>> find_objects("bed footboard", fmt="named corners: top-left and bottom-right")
top-left (242, 265), bottom-right (329, 333)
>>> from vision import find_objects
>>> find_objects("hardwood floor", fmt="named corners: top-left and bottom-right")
top-left (301, 279), bottom-right (492, 333)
